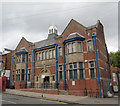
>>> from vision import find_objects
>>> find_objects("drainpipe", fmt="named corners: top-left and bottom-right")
top-left (25, 53), bottom-right (28, 88)
top-left (92, 33), bottom-right (102, 98)
top-left (55, 44), bottom-right (58, 89)
top-left (10, 54), bottom-right (14, 87)
top-left (63, 44), bottom-right (66, 90)
top-left (31, 50), bottom-right (34, 88)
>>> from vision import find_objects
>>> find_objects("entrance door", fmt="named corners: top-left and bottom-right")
top-left (44, 76), bottom-right (50, 88)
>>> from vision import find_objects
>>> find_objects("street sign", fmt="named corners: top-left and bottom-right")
top-left (41, 75), bottom-right (45, 79)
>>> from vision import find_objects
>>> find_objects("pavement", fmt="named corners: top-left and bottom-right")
top-left (2, 93), bottom-right (67, 104)
top-left (4, 89), bottom-right (119, 105)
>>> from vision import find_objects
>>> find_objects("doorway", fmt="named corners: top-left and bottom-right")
top-left (44, 76), bottom-right (50, 88)
top-left (44, 76), bottom-right (49, 83)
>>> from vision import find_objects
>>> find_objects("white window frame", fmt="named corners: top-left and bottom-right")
top-left (72, 42), bottom-right (76, 52)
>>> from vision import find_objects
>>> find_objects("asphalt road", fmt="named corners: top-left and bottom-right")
top-left (1, 93), bottom-right (68, 105)
top-left (1, 93), bottom-right (119, 106)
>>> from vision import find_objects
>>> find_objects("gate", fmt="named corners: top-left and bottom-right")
top-left (102, 79), bottom-right (113, 97)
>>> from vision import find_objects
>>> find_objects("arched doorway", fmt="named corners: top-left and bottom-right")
top-left (35, 68), bottom-right (53, 88)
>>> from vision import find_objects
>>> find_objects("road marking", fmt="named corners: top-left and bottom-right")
top-left (40, 99), bottom-right (67, 104)
top-left (2, 100), bottom-right (16, 104)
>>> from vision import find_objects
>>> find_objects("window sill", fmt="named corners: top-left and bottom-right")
top-left (36, 58), bottom-right (55, 61)
top-left (58, 56), bottom-right (63, 57)
top-left (90, 78), bottom-right (96, 79)
top-left (78, 51), bottom-right (83, 53)
top-left (79, 78), bottom-right (85, 80)
top-left (87, 50), bottom-right (94, 53)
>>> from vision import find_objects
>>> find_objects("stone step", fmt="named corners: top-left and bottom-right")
top-left (59, 90), bottom-right (68, 95)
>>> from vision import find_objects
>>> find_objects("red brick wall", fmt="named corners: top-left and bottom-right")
top-left (2, 52), bottom-right (12, 70)
top-left (21, 89), bottom-right (59, 95)
top-left (14, 81), bottom-right (26, 89)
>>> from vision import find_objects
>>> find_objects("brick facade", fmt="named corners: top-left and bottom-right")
top-left (7, 19), bottom-right (113, 98)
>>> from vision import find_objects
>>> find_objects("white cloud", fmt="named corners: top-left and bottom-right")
top-left (1, 2), bottom-right (118, 53)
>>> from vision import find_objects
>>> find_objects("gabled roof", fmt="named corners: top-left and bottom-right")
top-left (14, 19), bottom-right (102, 51)
top-left (15, 37), bottom-right (34, 50)
top-left (61, 19), bottom-right (86, 35)
top-left (61, 19), bottom-right (100, 35)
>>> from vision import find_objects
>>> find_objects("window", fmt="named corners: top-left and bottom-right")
top-left (39, 52), bottom-right (42, 60)
top-left (53, 75), bottom-right (55, 81)
top-left (112, 73), bottom-right (116, 82)
top-left (87, 40), bottom-right (93, 51)
top-left (53, 49), bottom-right (55, 58)
top-left (73, 42), bottom-right (76, 52)
top-left (89, 61), bottom-right (95, 78)
top-left (68, 44), bottom-right (72, 53)
top-left (89, 61), bottom-right (94, 68)
top-left (16, 70), bottom-right (20, 81)
top-left (73, 62), bottom-right (77, 69)
top-left (59, 71), bottom-right (62, 80)
top-left (80, 69), bottom-right (84, 79)
top-left (46, 51), bottom-right (49, 59)
top-left (90, 68), bottom-right (95, 78)
top-left (73, 62), bottom-right (77, 79)
top-left (59, 65), bottom-right (63, 80)
top-left (79, 62), bottom-right (84, 79)
top-left (78, 42), bottom-right (82, 52)
top-left (29, 54), bottom-right (31, 62)
top-left (69, 63), bottom-right (73, 69)
top-left (21, 69), bottom-right (25, 81)
top-left (28, 69), bottom-right (30, 81)
top-left (59, 65), bottom-right (62, 71)
top-left (59, 47), bottom-right (62, 56)
top-left (49, 50), bottom-right (52, 59)
top-left (17, 55), bottom-right (21, 63)
top-left (74, 69), bottom-right (78, 79)
top-left (69, 70), bottom-right (73, 79)
top-left (22, 54), bottom-right (25, 63)
top-left (79, 62), bottom-right (83, 69)
top-left (36, 53), bottom-right (39, 61)
top-left (42, 52), bottom-right (45, 60)
top-left (36, 76), bottom-right (39, 81)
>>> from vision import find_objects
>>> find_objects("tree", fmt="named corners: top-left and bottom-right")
top-left (109, 51), bottom-right (120, 68)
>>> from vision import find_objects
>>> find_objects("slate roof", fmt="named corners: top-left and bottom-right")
top-left (86, 24), bottom-right (98, 30)
top-left (67, 32), bottom-right (85, 39)
top-left (27, 41), bottom-right (34, 46)
top-left (18, 19), bottom-right (101, 50)
top-left (34, 36), bottom-right (56, 48)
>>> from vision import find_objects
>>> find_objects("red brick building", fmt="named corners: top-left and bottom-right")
top-left (110, 66), bottom-right (120, 92)
top-left (9, 19), bottom-right (112, 98)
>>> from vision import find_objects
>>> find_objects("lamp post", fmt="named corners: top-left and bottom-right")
top-left (41, 75), bottom-right (45, 97)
